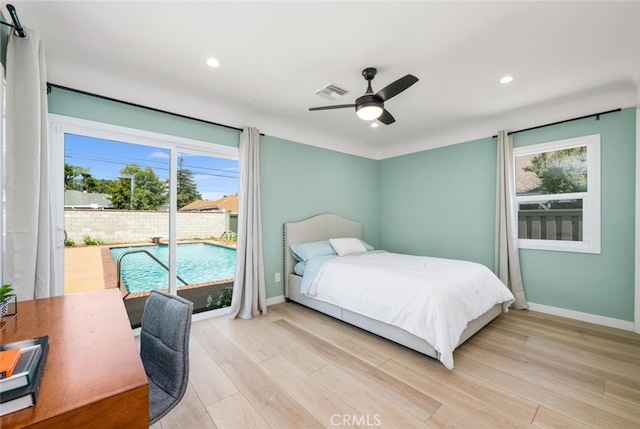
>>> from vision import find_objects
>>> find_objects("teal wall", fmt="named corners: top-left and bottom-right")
top-left (260, 136), bottom-right (379, 297)
top-left (48, 88), bottom-right (379, 299)
top-left (513, 109), bottom-right (636, 321)
top-left (380, 108), bottom-right (636, 321)
top-left (48, 87), bottom-right (240, 147)
top-left (379, 137), bottom-right (498, 269)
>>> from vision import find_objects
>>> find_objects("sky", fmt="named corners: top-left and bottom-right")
top-left (64, 133), bottom-right (239, 201)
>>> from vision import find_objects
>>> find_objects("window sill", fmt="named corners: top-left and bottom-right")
top-left (518, 239), bottom-right (600, 254)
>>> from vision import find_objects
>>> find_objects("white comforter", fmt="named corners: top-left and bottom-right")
top-left (307, 252), bottom-right (515, 369)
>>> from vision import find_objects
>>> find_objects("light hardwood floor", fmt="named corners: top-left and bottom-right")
top-left (151, 302), bottom-right (640, 428)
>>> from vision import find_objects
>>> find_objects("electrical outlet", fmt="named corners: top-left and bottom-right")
top-left (275, 272), bottom-right (281, 283)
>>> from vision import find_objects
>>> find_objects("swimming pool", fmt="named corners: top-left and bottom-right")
top-left (110, 243), bottom-right (236, 293)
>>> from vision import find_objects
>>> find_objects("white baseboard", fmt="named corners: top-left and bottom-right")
top-left (527, 302), bottom-right (635, 332)
top-left (266, 294), bottom-right (286, 306)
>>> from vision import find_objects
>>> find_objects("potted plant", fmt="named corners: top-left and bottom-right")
top-left (0, 284), bottom-right (15, 316)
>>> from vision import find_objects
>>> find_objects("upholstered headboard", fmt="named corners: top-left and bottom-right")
top-left (283, 214), bottom-right (362, 298)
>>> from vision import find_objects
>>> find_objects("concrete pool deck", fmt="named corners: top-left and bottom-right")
top-left (64, 245), bottom-right (106, 294)
top-left (63, 241), bottom-right (154, 294)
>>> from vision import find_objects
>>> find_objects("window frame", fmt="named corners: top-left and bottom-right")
top-left (513, 134), bottom-right (601, 254)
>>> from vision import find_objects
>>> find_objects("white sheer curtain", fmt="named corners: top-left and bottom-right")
top-left (229, 126), bottom-right (267, 319)
top-left (495, 130), bottom-right (528, 309)
top-left (5, 28), bottom-right (57, 300)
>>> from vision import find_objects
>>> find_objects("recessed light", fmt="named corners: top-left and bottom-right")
top-left (370, 122), bottom-right (379, 128)
top-left (206, 57), bottom-right (221, 68)
top-left (499, 75), bottom-right (514, 84)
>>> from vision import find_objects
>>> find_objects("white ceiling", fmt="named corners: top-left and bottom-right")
top-left (4, 1), bottom-right (640, 159)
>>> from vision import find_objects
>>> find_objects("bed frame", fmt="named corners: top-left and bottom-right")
top-left (283, 213), bottom-right (502, 362)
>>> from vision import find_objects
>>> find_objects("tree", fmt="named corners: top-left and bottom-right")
top-left (524, 147), bottom-right (587, 194)
top-left (64, 163), bottom-right (90, 190)
top-left (108, 179), bottom-right (131, 210)
top-left (109, 164), bottom-right (168, 210)
top-left (177, 157), bottom-right (202, 209)
top-left (65, 163), bottom-right (114, 193)
top-left (84, 177), bottom-right (115, 194)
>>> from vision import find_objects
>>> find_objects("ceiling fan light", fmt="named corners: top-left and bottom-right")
top-left (356, 103), bottom-right (383, 121)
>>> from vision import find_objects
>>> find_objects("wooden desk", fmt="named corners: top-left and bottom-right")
top-left (0, 289), bottom-right (148, 428)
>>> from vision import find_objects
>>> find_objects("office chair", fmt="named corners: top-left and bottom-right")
top-left (140, 290), bottom-right (194, 425)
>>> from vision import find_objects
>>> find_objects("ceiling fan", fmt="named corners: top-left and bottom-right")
top-left (309, 67), bottom-right (419, 125)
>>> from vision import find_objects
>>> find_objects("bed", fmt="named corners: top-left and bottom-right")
top-left (283, 213), bottom-right (515, 369)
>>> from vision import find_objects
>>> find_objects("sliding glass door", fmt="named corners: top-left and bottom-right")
top-left (51, 115), bottom-right (238, 327)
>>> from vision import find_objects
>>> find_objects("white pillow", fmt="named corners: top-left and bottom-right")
top-left (329, 237), bottom-right (367, 256)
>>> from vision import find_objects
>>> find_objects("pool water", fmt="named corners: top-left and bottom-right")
top-left (110, 243), bottom-right (236, 293)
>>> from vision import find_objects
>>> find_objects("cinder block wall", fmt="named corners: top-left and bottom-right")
top-left (64, 210), bottom-right (232, 244)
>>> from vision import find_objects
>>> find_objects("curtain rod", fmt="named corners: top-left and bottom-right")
top-left (47, 82), bottom-right (252, 134)
top-left (0, 4), bottom-right (28, 38)
top-left (492, 108), bottom-right (621, 138)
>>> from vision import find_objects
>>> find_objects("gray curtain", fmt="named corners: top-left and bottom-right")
top-left (495, 130), bottom-right (528, 309)
top-left (229, 127), bottom-right (267, 319)
top-left (5, 28), bottom-right (57, 300)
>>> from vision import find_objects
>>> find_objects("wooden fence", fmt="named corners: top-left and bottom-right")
top-left (518, 209), bottom-right (583, 241)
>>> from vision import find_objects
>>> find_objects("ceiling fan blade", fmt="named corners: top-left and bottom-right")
top-left (376, 74), bottom-right (419, 102)
top-left (309, 104), bottom-right (355, 111)
top-left (378, 109), bottom-right (395, 125)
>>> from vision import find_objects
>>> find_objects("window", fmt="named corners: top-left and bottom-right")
top-left (513, 134), bottom-right (600, 253)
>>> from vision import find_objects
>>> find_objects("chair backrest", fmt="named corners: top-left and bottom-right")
top-left (140, 290), bottom-right (193, 422)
